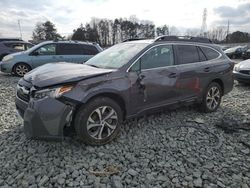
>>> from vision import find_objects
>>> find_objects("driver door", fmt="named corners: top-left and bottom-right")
top-left (128, 45), bottom-right (180, 113)
top-left (30, 43), bottom-right (58, 68)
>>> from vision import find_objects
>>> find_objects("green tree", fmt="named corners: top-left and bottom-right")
top-left (32, 21), bottom-right (62, 42)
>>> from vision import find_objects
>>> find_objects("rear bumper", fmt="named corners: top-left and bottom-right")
top-left (233, 71), bottom-right (250, 83)
top-left (15, 95), bottom-right (73, 140)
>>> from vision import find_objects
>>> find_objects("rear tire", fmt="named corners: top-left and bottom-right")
top-left (74, 97), bottom-right (123, 145)
top-left (13, 63), bottom-right (31, 77)
top-left (200, 82), bottom-right (222, 113)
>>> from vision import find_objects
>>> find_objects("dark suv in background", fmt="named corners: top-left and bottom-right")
top-left (15, 36), bottom-right (234, 145)
top-left (0, 40), bottom-right (34, 60)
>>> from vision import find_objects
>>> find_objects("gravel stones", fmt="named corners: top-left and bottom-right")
top-left (0, 73), bottom-right (250, 187)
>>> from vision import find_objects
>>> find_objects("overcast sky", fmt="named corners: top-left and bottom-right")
top-left (0, 0), bottom-right (249, 40)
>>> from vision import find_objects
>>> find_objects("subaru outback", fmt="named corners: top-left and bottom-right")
top-left (15, 36), bottom-right (234, 145)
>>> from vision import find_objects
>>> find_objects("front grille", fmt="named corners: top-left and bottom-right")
top-left (16, 84), bottom-right (30, 102)
top-left (239, 70), bottom-right (250, 75)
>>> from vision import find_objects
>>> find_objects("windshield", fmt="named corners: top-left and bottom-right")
top-left (86, 43), bottom-right (148, 69)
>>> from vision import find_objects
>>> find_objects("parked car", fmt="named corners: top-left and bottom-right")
top-left (0, 40), bottom-right (102, 76)
top-left (233, 59), bottom-right (250, 83)
top-left (224, 46), bottom-right (244, 59)
top-left (15, 36), bottom-right (234, 145)
top-left (0, 38), bottom-right (23, 42)
top-left (0, 41), bottom-right (34, 61)
top-left (242, 49), bottom-right (250, 60)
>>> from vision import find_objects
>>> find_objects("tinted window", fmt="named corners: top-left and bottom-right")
top-left (35, 44), bottom-right (56, 55)
top-left (176, 45), bottom-right (199, 64)
top-left (197, 47), bottom-right (207, 61)
top-left (200, 47), bottom-right (220, 60)
top-left (58, 44), bottom-right (98, 55)
top-left (82, 45), bottom-right (99, 55)
top-left (139, 45), bottom-right (174, 70)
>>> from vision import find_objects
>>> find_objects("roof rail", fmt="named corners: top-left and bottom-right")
top-left (154, 35), bottom-right (213, 43)
top-left (122, 38), bottom-right (149, 42)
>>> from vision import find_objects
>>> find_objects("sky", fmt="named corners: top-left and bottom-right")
top-left (0, 0), bottom-right (249, 41)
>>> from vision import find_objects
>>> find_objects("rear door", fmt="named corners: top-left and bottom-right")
top-left (57, 43), bottom-right (97, 63)
top-left (128, 44), bottom-right (180, 112)
top-left (174, 44), bottom-right (206, 100)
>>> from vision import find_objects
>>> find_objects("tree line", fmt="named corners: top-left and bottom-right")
top-left (32, 19), bottom-right (250, 46)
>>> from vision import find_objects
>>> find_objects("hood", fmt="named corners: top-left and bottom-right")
top-left (24, 62), bottom-right (114, 88)
top-left (238, 59), bottom-right (250, 70)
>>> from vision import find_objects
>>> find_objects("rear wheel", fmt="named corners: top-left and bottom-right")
top-left (74, 97), bottom-right (123, 145)
top-left (13, 63), bottom-right (31, 77)
top-left (200, 82), bottom-right (222, 113)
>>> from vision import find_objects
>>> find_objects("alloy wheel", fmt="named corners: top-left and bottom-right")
top-left (16, 64), bottom-right (29, 76)
top-left (86, 106), bottom-right (118, 140)
top-left (206, 86), bottom-right (221, 110)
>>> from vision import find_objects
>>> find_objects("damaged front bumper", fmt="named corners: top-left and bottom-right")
top-left (16, 95), bottom-right (73, 140)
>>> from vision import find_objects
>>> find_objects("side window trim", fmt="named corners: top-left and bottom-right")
top-left (197, 46), bottom-right (207, 62)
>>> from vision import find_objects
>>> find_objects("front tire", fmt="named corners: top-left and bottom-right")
top-left (74, 97), bottom-right (123, 145)
top-left (13, 63), bottom-right (31, 77)
top-left (200, 82), bottom-right (222, 113)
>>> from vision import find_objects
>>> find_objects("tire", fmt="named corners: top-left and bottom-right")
top-left (13, 63), bottom-right (31, 77)
top-left (200, 82), bottom-right (222, 113)
top-left (74, 97), bottom-right (123, 145)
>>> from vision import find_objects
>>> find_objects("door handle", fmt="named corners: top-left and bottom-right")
top-left (168, 72), bottom-right (177, 78)
top-left (204, 67), bottom-right (210, 72)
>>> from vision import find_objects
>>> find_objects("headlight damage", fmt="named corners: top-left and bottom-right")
top-left (33, 85), bottom-right (74, 99)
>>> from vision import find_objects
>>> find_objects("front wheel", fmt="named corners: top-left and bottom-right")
top-left (200, 82), bottom-right (222, 113)
top-left (13, 63), bottom-right (31, 77)
top-left (74, 97), bottom-right (123, 145)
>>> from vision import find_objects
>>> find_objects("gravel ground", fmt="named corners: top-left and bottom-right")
top-left (0, 72), bottom-right (250, 188)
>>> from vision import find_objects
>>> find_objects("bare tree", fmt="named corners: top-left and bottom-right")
top-left (169, 26), bottom-right (179, 35)
top-left (207, 26), bottom-right (227, 42)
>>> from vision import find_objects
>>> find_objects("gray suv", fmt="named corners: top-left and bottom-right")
top-left (15, 36), bottom-right (234, 145)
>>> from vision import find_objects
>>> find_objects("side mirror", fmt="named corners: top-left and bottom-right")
top-left (32, 51), bottom-right (39, 56)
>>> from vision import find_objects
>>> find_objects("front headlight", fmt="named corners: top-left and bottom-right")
top-left (2, 55), bottom-right (13, 62)
top-left (33, 85), bottom-right (74, 100)
top-left (234, 65), bottom-right (240, 72)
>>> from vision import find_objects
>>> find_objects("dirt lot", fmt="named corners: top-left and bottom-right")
top-left (0, 72), bottom-right (250, 188)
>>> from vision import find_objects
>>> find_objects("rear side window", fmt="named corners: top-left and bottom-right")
top-left (82, 45), bottom-right (99, 55)
top-left (200, 47), bottom-right (220, 60)
top-left (176, 45), bottom-right (199, 64)
top-left (58, 44), bottom-right (98, 55)
top-left (197, 47), bottom-right (207, 61)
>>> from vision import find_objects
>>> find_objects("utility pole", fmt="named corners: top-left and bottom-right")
top-left (200, 8), bottom-right (207, 37)
top-left (226, 20), bottom-right (230, 42)
top-left (18, 20), bottom-right (22, 39)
